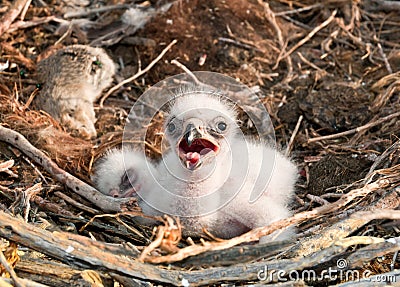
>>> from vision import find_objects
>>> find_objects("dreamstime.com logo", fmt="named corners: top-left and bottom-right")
top-left (257, 259), bottom-right (397, 283)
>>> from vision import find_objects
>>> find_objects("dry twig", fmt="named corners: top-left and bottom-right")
top-left (377, 42), bottom-right (393, 74)
top-left (0, 250), bottom-right (24, 287)
top-left (0, 160), bottom-right (18, 178)
top-left (7, 16), bottom-right (57, 33)
top-left (308, 111), bottom-right (400, 143)
top-left (292, 186), bottom-right (400, 257)
top-left (80, 211), bottom-right (150, 241)
top-left (367, 0), bottom-right (400, 11)
top-left (170, 59), bottom-right (201, 85)
top-left (139, 216), bottom-right (181, 261)
top-left (64, 4), bottom-right (130, 19)
top-left (54, 191), bottom-right (100, 215)
top-left (258, 1), bottom-right (293, 82)
top-left (99, 39), bottom-right (178, 107)
top-left (21, 182), bottom-right (42, 223)
top-left (217, 37), bottom-right (263, 52)
top-left (352, 209), bottom-right (400, 221)
top-left (275, 3), bottom-right (323, 16)
top-left (276, 9), bottom-right (337, 68)
top-left (371, 75), bottom-right (400, 112)
top-left (285, 115), bottom-right (303, 156)
top-left (19, 0), bottom-right (31, 21)
top-left (0, 0), bottom-right (30, 36)
top-left (0, 126), bottom-right (133, 212)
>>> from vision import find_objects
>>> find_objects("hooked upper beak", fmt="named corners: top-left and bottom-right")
top-left (183, 123), bottom-right (203, 146)
top-left (177, 122), bottom-right (220, 171)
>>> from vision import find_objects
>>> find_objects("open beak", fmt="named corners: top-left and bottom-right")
top-left (178, 124), bottom-right (220, 170)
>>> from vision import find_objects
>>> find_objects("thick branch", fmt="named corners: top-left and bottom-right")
top-left (0, 211), bottom-right (180, 285)
top-left (0, 126), bottom-right (132, 212)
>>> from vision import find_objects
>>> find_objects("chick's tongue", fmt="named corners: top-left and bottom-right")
top-left (186, 152), bottom-right (200, 164)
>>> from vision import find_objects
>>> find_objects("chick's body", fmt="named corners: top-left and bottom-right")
top-left (93, 92), bottom-right (297, 240)
top-left (36, 45), bottom-right (116, 139)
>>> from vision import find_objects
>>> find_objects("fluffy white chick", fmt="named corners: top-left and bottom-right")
top-left (93, 91), bottom-right (297, 240)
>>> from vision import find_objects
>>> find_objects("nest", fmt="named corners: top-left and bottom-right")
top-left (0, 0), bottom-right (400, 286)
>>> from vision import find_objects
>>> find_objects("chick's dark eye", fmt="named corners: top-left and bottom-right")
top-left (217, 121), bottom-right (227, 132)
top-left (167, 122), bottom-right (176, 133)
